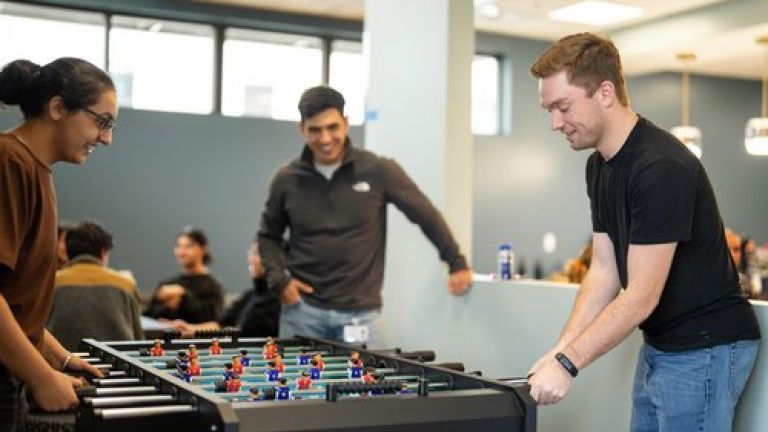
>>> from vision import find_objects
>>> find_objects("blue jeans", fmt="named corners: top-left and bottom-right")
top-left (631, 340), bottom-right (759, 432)
top-left (279, 299), bottom-right (383, 348)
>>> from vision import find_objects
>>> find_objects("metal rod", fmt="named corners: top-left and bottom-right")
top-left (95, 386), bottom-right (157, 396)
top-left (93, 378), bottom-right (142, 386)
top-left (97, 405), bottom-right (195, 420)
top-left (87, 395), bottom-right (174, 407)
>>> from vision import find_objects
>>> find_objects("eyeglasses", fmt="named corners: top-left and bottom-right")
top-left (82, 107), bottom-right (117, 133)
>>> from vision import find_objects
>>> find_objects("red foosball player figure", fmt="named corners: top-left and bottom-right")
top-left (262, 338), bottom-right (278, 360)
top-left (308, 359), bottom-right (322, 380)
top-left (210, 338), bottom-right (223, 355)
top-left (232, 355), bottom-right (244, 375)
top-left (150, 339), bottom-right (164, 357)
top-left (348, 351), bottom-right (363, 379)
top-left (273, 355), bottom-right (285, 375)
top-left (188, 344), bottom-right (199, 361)
top-left (312, 353), bottom-right (325, 371)
top-left (265, 361), bottom-right (280, 382)
top-left (295, 370), bottom-right (312, 390)
top-left (362, 367), bottom-right (378, 385)
top-left (239, 349), bottom-right (251, 367)
top-left (227, 374), bottom-right (242, 392)
top-left (275, 377), bottom-right (291, 400)
top-left (296, 349), bottom-right (311, 365)
top-left (188, 357), bottom-right (201, 376)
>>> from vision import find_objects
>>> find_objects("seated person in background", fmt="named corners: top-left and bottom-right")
top-left (56, 221), bottom-right (75, 270)
top-left (726, 228), bottom-right (762, 299)
top-left (144, 226), bottom-right (225, 323)
top-left (167, 241), bottom-right (280, 337)
top-left (48, 221), bottom-right (143, 351)
top-left (549, 239), bottom-right (592, 284)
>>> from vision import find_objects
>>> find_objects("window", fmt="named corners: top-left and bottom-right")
top-left (109, 16), bottom-right (215, 114)
top-left (329, 40), bottom-right (365, 125)
top-left (472, 54), bottom-right (501, 135)
top-left (222, 29), bottom-right (322, 121)
top-left (0, 2), bottom-right (105, 68)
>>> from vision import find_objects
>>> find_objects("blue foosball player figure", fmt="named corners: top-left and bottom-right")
top-left (296, 349), bottom-right (310, 365)
top-left (175, 363), bottom-right (191, 383)
top-left (309, 358), bottom-right (322, 380)
top-left (222, 362), bottom-right (236, 381)
top-left (265, 361), bottom-right (280, 382)
top-left (348, 351), bottom-right (363, 379)
top-left (175, 350), bottom-right (189, 369)
top-left (275, 377), bottom-right (291, 400)
top-left (348, 365), bottom-right (362, 379)
top-left (240, 349), bottom-right (251, 366)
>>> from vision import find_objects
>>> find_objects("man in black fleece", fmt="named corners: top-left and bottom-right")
top-left (258, 86), bottom-right (472, 346)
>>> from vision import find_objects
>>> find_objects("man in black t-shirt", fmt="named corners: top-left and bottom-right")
top-left (526, 33), bottom-right (760, 431)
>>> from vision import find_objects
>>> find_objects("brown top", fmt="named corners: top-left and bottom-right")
top-left (0, 133), bottom-right (57, 344)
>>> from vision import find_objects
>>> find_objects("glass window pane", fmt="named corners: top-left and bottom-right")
top-left (472, 55), bottom-right (501, 136)
top-left (0, 2), bottom-right (105, 68)
top-left (329, 40), bottom-right (365, 125)
top-left (222, 28), bottom-right (322, 121)
top-left (109, 16), bottom-right (214, 114)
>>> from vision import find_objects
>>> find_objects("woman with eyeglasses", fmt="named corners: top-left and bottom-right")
top-left (0, 57), bottom-right (116, 429)
top-left (144, 226), bottom-right (225, 325)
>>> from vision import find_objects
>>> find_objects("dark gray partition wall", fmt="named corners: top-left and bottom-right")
top-left (1, 33), bottom-right (764, 295)
top-left (473, 34), bottom-right (593, 276)
top-left (0, 108), bottom-right (364, 293)
top-left (471, 33), bottom-right (767, 276)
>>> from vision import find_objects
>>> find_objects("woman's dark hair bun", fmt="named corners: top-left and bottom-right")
top-left (0, 60), bottom-right (40, 106)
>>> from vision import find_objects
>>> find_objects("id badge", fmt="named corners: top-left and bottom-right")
top-left (343, 323), bottom-right (369, 344)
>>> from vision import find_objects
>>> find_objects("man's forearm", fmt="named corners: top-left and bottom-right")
top-left (563, 287), bottom-right (655, 370)
top-left (555, 269), bottom-right (620, 348)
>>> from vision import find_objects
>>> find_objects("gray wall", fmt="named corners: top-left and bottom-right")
top-left (0, 108), bottom-right (363, 294)
top-left (471, 33), bottom-right (767, 276)
top-left (1, 33), bottom-right (764, 295)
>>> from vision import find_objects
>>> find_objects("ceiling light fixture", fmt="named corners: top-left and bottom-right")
top-left (548, 1), bottom-right (642, 27)
top-left (745, 36), bottom-right (768, 156)
top-left (474, 0), bottom-right (501, 19)
top-left (671, 52), bottom-right (702, 158)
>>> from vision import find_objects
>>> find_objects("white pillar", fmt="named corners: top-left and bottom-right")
top-left (364, 0), bottom-right (474, 348)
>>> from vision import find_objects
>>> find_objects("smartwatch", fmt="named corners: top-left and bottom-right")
top-left (555, 352), bottom-right (578, 377)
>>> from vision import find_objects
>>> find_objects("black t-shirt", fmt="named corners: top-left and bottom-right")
top-left (586, 116), bottom-right (760, 351)
top-left (144, 273), bottom-right (225, 323)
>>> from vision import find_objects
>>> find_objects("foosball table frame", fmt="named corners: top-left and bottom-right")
top-left (74, 334), bottom-right (536, 432)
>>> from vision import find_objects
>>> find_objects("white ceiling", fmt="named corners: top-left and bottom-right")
top-left (196, 0), bottom-right (768, 80)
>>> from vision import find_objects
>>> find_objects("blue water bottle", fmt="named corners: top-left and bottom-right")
top-left (498, 243), bottom-right (512, 280)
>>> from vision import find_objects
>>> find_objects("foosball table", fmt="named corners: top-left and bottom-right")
top-left (69, 333), bottom-right (536, 431)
